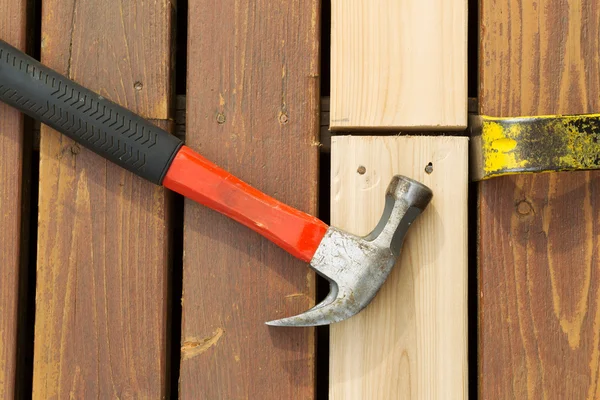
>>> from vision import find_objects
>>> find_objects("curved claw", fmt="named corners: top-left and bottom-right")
top-left (266, 283), bottom-right (355, 327)
top-left (265, 307), bottom-right (344, 327)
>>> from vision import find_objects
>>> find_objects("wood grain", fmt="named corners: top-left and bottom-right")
top-left (330, 136), bottom-right (468, 399)
top-left (0, 1), bottom-right (26, 398)
top-left (330, 0), bottom-right (467, 130)
top-left (180, 0), bottom-right (320, 398)
top-left (479, 1), bottom-right (600, 399)
top-left (33, 0), bottom-right (174, 397)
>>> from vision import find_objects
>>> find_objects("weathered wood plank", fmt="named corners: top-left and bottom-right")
top-left (330, 0), bottom-right (467, 130)
top-left (0, 1), bottom-right (27, 398)
top-left (180, 0), bottom-right (320, 398)
top-left (330, 136), bottom-right (469, 399)
top-left (33, 0), bottom-right (174, 397)
top-left (478, 1), bottom-right (600, 398)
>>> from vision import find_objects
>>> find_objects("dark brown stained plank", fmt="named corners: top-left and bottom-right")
top-left (479, 1), bottom-right (600, 399)
top-left (33, 0), bottom-right (174, 397)
top-left (0, 1), bottom-right (26, 398)
top-left (181, 0), bottom-right (320, 398)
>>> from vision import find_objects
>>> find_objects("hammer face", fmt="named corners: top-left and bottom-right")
top-left (266, 176), bottom-right (433, 327)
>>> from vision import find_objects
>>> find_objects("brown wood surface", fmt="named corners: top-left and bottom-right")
top-left (33, 1), bottom-right (174, 397)
top-left (479, 1), bottom-right (600, 399)
top-left (0, 1), bottom-right (27, 398)
top-left (180, 0), bottom-right (320, 398)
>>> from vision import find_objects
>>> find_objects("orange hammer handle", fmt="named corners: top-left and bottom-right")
top-left (0, 40), bottom-right (327, 261)
top-left (163, 146), bottom-right (329, 262)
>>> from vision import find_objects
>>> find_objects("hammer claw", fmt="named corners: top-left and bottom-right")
top-left (266, 285), bottom-right (345, 327)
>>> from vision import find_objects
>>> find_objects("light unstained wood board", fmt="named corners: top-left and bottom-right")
top-left (0, 1), bottom-right (26, 398)
top-left (330, 136), bottom-right (468, 399)
top-left (330, 0), bottom-right (467, 130)
top-left (33, 0), bottom-right (173, 397)
top-left (180, 0), bottom-right (320, 399)
top-left (479, 1), bottom-right (600, 399)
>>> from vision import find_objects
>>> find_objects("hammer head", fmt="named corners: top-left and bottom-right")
top-left (266, 175), bottom-right (433, 327)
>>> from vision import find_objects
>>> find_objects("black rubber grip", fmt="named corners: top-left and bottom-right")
top-left (0, 40), bottom-right (183, 185)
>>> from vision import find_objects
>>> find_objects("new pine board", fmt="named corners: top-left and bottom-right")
top-left (0, 1), bottom-right (26, 398)
top-left (33, 1), bottom-right (173, 397)
top-left (330, 0), bottom-right (467, 130)
top-left (330, 136), bottom-right (468, 399)
top-left (180, 1), bottom-right (320, 398)
top-left (479, 1), bottom-right (600, 398)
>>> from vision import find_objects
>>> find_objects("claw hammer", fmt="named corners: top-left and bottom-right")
top-left (0, 40), bottom-right (433, 326)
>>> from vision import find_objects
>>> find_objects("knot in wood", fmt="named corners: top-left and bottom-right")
top-left (516, 200), bottom-right (533, 216)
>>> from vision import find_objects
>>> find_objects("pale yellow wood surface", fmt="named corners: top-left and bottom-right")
top-left (330, 136), bottom-right (468, 399)
top-left (330, 0), bottom-right (467, 130)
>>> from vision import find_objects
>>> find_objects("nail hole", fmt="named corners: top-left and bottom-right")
top-left (133, 81), bottom-right (143, 90)
top-left (357, 165), bottom-right (366, 175)
top-left (425, 162), bottom-right (433, 174)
